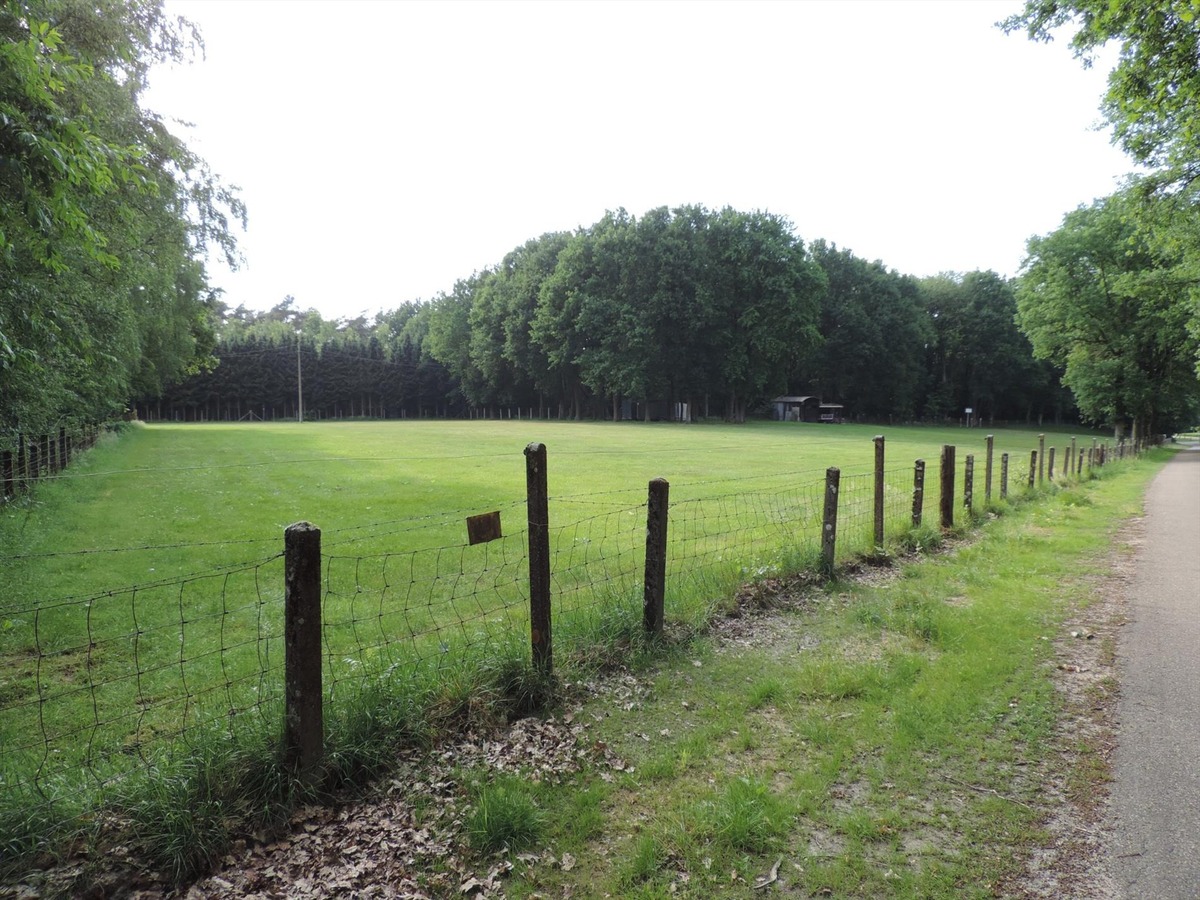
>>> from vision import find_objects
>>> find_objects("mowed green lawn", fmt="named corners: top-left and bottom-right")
top-left (0, 419), bottom-right (1093, 801)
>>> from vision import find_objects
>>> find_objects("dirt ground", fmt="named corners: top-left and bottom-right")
top-left (1003, 518), bottom-right (1140, 899)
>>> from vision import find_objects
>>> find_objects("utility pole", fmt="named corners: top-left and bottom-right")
top-left (296, 332), bottom-right (304, 422)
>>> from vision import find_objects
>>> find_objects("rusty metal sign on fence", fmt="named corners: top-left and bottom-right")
top-left (466, 510), bottom-right (502, 545)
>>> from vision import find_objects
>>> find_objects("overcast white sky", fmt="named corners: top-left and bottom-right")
top-left (145, 0), bottom-right (1130, 322)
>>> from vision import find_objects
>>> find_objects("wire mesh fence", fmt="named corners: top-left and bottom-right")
top-left (1, 424), bottom-right (104, 502)
top-left (0, 429), bottom-right (1148, 857)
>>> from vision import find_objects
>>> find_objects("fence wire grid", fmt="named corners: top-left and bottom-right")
top-left (0, 434), bottom-right (1141, 842)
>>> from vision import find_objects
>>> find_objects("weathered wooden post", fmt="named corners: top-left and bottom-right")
top-left (985, 434), bottom-right (994, 503)
top-left (1048, 447), bottom-right (1056, 481)
top-left (1000, 452), bottom-right (1009, 500)
top-left (821, 467), bottom-right (840, 575)
top-left (284, 521), bottom-right (323, 780)
top-left (1028, 450), bottom-right (1037, 489)
top-left (525, 442), bottom-right (552, 674)
top-left (964, 454), bottom-right (974, 514)
top-left (939, 445), bottom-right (955, 530)
top-left (873, 435), bottom-right (885, 548)
top-left (912, 459), bottom-right (925, 528)
top-left (1070, 437), bottom-right (1077, 480)
top-left (29, 437), bottom-right (40, 485)
top-left (1038, 434), bottom-right (1045, 486)
top-left (1, 449), bottom-right (12, 500)
top-left (16, 437), bottom-right (27, 493)
top-left (643, 478), bottom-right (669, 637)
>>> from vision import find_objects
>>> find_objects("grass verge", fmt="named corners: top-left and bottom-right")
top-left (470, 449), bottom-right (1167, 897)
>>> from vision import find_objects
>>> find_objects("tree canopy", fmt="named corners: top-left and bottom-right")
top-left (1005, 1), bottom-right (1200, 380)
top-left (144, 206), bottom-right (1078, 430)
top-left (1003, 0), bottom-right (1200, 412)
top-left (1016, 191), bottom-right (1200, 438)
top-left (1003, 2), bottom-right (1200, 181)
top-left (0, 0), bottom-right (243, 441)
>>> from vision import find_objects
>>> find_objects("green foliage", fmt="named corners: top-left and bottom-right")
top-left (1016, 191), bottom-right (1200, 437)
top-left (155, 206), bottom-right (1082, 428)
top-left (0, 0), bottom-right (243, 439)
top-left (799, 241), bottom-right (933, 419)
top-left (1004, 0), bottom-right (1200, 381)
top-left (426, 204), bottom-right (828, 423)
top-left (921, 270), bottom-right (1067, 423)
top-left (747, 678), bottom-right (785, 710)
top-left (1003, 1), bottom-right (1200, 181)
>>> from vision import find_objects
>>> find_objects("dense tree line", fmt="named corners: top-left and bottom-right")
top-left (7, 0), bottom-right (1198, 442)
top-left (136, 298), bottom-right (455, 421)
top-left (0, 0), bottom-right (242, 446)
top-left (1016, 190), bottom-right (1198, 440)
top-left (147, 207), bottom-right (1072, 427)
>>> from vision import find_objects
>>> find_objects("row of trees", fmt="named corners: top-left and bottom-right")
top-left (0, 0), bottom-right (242, 446)
top-left (419, 207), bottom-right (1072, 424)
top-left (135, 302), bottom-right (456, 422)
top-left (10, 0), bottom-right (1197, 440)
top-left (145, 215), bottom-right (1076, 427)
top-left (1005, 1), bottom-right (1200, 440)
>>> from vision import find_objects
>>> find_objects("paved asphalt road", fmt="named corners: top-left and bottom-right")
top-left (1111, 442), bottom-right (1200, 899)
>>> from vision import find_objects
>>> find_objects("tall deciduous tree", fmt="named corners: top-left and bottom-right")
top-left (1004, 1), bottom-right (1200, 183)
top-left (699, 208), bottom-right (824, 423)
top-left (920, 271), bottom-right (1052, 424)
top-left (801, 242), bottom-right (930, 420)
top-left (1004, 1), bottom-right (1200, 376)
top-left (0, 0), bottom-right (243, 439)
top-left (1016, 192), bottom-right (1200, 438)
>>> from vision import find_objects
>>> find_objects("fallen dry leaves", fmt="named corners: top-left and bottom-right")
top-left (6, 703), bottom-right (631, 900)
top-left (171, 713), bottom-right (627, 900)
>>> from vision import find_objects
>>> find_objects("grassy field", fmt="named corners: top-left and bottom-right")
top-left (0, 418), bottom-right (1114, 877)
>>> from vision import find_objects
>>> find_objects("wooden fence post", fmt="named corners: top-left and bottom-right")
top-left (1028, 450), bottom-right (1037, 489)
top-left (1069, 437), bottom-right (1077, 480)
top-left (284, 521), bottom-right (323, 780)
top-left (964, 454), bottom-right (974, 514)
top-left (1048, 447), bottom-right (1056, 481)
top-left (873, 435), bottom-right (885, 548)
top-left (1038, 434), bottom-right (1045, 486)
top-left (644, 478), bottom-right (669, 637)
top-left (985, 434), bottom-right (994, 503)
top-left (525, 442), bottom-right (552, 674)
top-left (58, 428), bottom-right (67, 471)
top-left (29, 437), bottom-right (40, 485)
top-left (1, 449), bottom-right (12, 500)
top-left (939, 445), bottom-right (955, 530)
top-left (1000, 452), bottom-right (1009, 500)
top-left (912, 459), bottom-right (925, 528)
top-left (16, 437), bottom-right (27, 493)
top-left (821, 467), bottom-right (840, 575)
